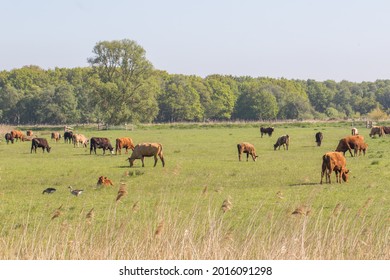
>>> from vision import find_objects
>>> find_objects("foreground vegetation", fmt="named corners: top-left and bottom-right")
top-left (0, 122), bottom-right (388, 259)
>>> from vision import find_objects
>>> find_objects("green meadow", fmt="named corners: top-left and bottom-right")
top-left (0, 122), bottom-right (388, 259)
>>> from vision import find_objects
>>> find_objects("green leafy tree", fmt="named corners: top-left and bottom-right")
top-left (88, 39), bottom-right (157, 125)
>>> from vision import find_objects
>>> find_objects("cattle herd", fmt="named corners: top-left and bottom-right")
top-left (3, 127), bottom-right (165, 169)
top-left (238, 124), bottom-right (389, 185)
top-left (2, 124), bottom-right (389, 186)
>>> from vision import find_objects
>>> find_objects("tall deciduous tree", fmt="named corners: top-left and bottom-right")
top-left (88, 39), bottom-right (158, 125)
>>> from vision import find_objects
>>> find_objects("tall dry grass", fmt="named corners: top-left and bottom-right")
top-left (0, 195), bottom-right (388, 260)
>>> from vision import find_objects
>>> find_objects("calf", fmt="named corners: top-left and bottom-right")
top-left (237, 142), bottom-right (258, 161)
top-left (315, 132), bottom-right (323, 147)
top-left (90, 137), bottom-right (114, 155)
top-left (97, 176), bottom-right (114, 186)
top-left (73, 134), bottom-right (89, 148)
top-left (260, 126), bottom-right (274, 137)
top-left (127, 143), bottom-right (164, 167)
top-left (115, 137), bottom-right (135, 155)
top-left (274, 135), bottom-right (290, 150)
top-left (320, 152), bottom-right (349, 184)
top-left (51, 132), bottom-right (61, 142)
top-left (31, 138), bottom-right (51, 153)
top-left (351, 127), bottom-right (358, 135)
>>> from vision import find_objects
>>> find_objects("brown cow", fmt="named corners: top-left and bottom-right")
top-left (51, 132), bottom-right (61, 142)
top-left (97, 176), bottom-right (113, 186)
top-left (320, 152), bottom-right (349, 184)
top-left (237, 142), bottom-right (258, 161)
top-left (115, 137), bottom-right (135, 155)
top-left (274, 135), bottom-right (290, 150)
top-left (355, 142), bottom-right (368, 156)
top-left (11, 130), bottom-right (26, 142)
top-left (72, 134), bottom-right (89, 148)
top-left (369, 126), bottom-right (384, 137)
top-left (31, 138), bottom-right (51, 153)
top-left (336, 135), bottom-right (366, 157)
top-left (127, 143), bottom-right (164, 167)
top-left (26, 130), bottom-right (33, 136)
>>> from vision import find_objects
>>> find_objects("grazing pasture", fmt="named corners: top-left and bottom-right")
top-left (0, 123), bottom-right (388, 259)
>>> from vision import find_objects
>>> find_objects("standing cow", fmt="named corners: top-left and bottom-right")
top-left (274, 135), bottom-right (290, 150)
top-left (90, 137), bottom-right (114, 155)
top-left (237, 142), bottom-right (258, 161)
top-left (31, 138), bottom-right (51, 153)
top-left (51, 132), bottom-right (61, 142)
top-left (115, 137), bottom-right (135, 155)
top-left (320, 152), bottom-right (349, 184)
top-left (127, 143), bottom-right (164, 167)
top-left (5, 133), bottom-right (14, 144)
top-left (260, 127), bottom-right (274, 138)
top-left (64, 131), bottom-right (73, 144)
top-left (73, 134), bottom-right (89, 148)
top-left (315, 132), bottom-right (323, 147)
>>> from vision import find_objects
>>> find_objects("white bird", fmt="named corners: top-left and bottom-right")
top-left (68, 186), bottom-right (83, 196)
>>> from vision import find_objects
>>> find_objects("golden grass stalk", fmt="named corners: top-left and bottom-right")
top-left (221, 198), bottom-right (232, 213)
top-left (51, 205), bottom-right (63, 220)
top-left (116, 183), bottom-right (128, 202)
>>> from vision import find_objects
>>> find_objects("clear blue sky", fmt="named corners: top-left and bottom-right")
top-left (2, 0), bottom-right (390, 82)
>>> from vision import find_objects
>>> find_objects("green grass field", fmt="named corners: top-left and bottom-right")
top-left (0, 123), bottom-right (389, 259)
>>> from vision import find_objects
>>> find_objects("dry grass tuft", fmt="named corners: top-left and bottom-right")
top-left (116, 183), bottom-right (128, 202)
top-left (86, 208), bottom-right (94, 224)
top-left (51, 204), bottom-right (63, 220)
top-left (155, 219), bottom-right (165, 238)
top-left (292, 205), bottom-right (311, 216)
top-left (132, 201), bottom-right (140, 213)
top-left (221, 198), bottom-right (232, 213)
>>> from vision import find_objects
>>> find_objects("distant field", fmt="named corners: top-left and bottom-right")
top-left (0, 123), bottom-right (388, 259)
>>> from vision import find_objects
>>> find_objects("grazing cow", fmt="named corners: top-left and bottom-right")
top-left (315, 132), bottom-right (323, 147)
top-left (90, 137), bottom-right (114, 155)
top-left (335, 135), bottom-right (366, 157)
top-left (97, 176), bottom-right (113, 186)
top-left (369, 126), bottom-right (384, 137)
top-left (11, 130), bottom-right (26, 142)
top-left (127, 143), bottom-right (165, 167)
top-left (351, 127), bottom-right (358, 135)
top-left (26, 130), bottom-right (33, 136)
top-left (260, 126), bottom-right (274, 138)
top-left (237, 142), bottom-right (258, 162)
top-left (72, 134), bottom-right (89, 148)
top-left (5, 133), bottom-right (14, 144)
top-left (64, 131), bottom-right (73, 144)
top-left (51, 132), bottom-right (61, 142)
top-left (115, 137), bottom-right (135, 155)
top-left (31, 138), bottom-right (51, 153)
top-left (320, 152), bottom-right (349, 184)
top-left (274, 135), bottom-right (290, 150)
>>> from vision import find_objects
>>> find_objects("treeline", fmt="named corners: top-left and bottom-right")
top-left (1, 39), bottom-right (390, 125)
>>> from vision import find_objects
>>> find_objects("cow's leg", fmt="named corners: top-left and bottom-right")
top-left (154, 155), bottom-right (158, 167)
top-left (159, 154), bottom-right (165, 167)
top-left (141, 156), bottom-right (145, 167)
top-left (246, 152), bottom-right (249, 161)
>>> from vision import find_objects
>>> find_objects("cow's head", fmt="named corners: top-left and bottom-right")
top-left (127, 157), bottom-right (134, 167)
top-left (341, 168), bottom-right (349, 182)
top-left (47, 147), bottom-right (51, 153)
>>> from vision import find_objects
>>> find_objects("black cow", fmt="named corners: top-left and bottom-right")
top-left (31, 138), bottom-right (51, 153)
top-left (5, 133), bottom-right (14, 144)
top-left (274, 135), bottom-right (290, 150)
top-left (64, 131), bottom-right (73, 144)
top-left (260, 126), bottom-right (274, 137)
top-left (90, 137), bottom-right (114, 155)
top-left (383, 126), bottom-right (390, 135)
top-left (315, 132), bottom-right (323, 147)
